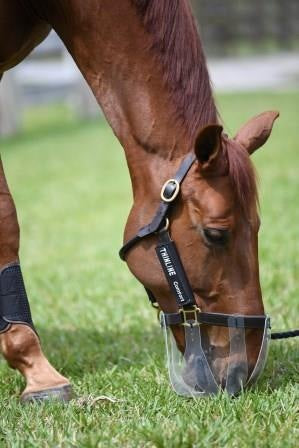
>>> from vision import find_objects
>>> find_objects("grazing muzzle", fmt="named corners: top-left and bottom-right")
top-left (161, 310), bottom-right (270, 396)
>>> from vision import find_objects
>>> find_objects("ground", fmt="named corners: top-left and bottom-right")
top-left (0, 91), bottom-right (298, 447)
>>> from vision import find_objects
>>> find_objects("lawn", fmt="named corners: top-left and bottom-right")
top-left (0, 91), bottom-right (298, 447)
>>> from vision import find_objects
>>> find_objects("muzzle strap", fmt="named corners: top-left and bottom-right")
top-left (162, 310), bottom-right (270, 329)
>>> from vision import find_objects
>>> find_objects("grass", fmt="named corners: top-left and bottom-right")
top-left (0, 91), bottom-right (298, 447)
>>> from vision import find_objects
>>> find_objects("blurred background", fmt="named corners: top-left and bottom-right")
top-left (192, 0), bottom-right (299, 56)
top-left (0, 0), bottom-right (298, 136)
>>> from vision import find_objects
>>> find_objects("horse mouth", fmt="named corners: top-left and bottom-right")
top-left (182, 355), bottom-right (250, 396)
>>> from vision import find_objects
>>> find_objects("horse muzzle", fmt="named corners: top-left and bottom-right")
top-left (161, 311), bottom-right (271, 397)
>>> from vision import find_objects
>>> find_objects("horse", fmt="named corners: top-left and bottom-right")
top-left (0, 0), bottom-right (279, 401)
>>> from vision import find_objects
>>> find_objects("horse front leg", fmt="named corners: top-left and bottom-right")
top-left (0, 157), bottom-right (72, 402)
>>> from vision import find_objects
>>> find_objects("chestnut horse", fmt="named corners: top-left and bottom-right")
top-left (0, 0), bottom-right (278, 401)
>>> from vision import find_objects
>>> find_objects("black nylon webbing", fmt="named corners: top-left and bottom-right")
top-left (156, 230), bottom-right (195, 308)
top-left (119, 153), bottom-right (196, 260)
top-left (162, 309), bottom-right (269, 329)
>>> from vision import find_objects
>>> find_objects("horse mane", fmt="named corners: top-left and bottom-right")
top-left (133, 0), bottom-right (218, 140)
top-left (133, 0), bottom-right (258, 216)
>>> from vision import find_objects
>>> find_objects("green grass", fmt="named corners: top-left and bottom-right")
top-left (0, 92), bottom-right (298, 447)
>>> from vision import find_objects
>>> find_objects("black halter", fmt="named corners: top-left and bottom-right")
top-left (119, 153), bottom-right (197, 260)
top-left (119, 153), bottom-right (298, 338)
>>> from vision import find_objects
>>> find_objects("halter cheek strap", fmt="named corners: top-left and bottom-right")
top-left (155, 229), bottom-right (268, 329)
top-left (119, 153), bottom-right (269, 331)
top-left (119, 153), bottom-right (196, 260)
top-left (155, 230), bottom-right (195, 308)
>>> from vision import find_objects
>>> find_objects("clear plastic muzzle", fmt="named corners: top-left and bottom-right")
top-left (161, 313), bottom-right (270, 397)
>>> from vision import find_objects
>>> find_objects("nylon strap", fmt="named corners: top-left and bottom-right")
top-left (162, 309), bottom-right (269, 329)
top-left (119, 153), bottom-right (196, 260)
top-left (156, 230), bottom-right (195, 308)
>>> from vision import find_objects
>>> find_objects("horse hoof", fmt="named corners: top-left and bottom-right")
top-left (21, 384), bottom-right (73, 403)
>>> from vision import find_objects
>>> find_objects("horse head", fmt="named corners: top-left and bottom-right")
top-left (124, 110), bottom-right (279, 394)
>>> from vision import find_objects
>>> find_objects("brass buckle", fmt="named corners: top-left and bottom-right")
top-left (160, 179), bottom-right (180, 202)
top-left (179, 306), bottom-right (201, 327)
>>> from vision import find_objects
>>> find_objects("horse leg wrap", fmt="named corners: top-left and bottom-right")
top-left (0, 263), bottom-right (36, 334)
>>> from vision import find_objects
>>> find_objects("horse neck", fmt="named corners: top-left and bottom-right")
top-left (53, 0), bottom-right (212, 196)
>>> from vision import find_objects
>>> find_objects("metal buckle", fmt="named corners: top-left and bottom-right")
top-left (160, 179), bottom-right (180, 202)
top-left (179, 306), bottom-right (201, 327)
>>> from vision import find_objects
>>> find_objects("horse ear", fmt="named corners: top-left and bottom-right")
top-left (194, 125), bottom-right (223, 170)
top-left (234, 111), bottom-right (279, 155)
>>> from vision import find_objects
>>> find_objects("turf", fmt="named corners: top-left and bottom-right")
top-left (0, 91), bottom-right (298, 447)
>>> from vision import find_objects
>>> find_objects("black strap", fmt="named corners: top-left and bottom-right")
top-left (144, 287), bottom-right (159, 308)
top-left (119, 153), bottom-right (196, 260)
top-left (156, 230), bottom-right (195, 308)
top-left (162, 310), bottom-right (269, 329)
top-left (271, 330), bottom-right (299, 340)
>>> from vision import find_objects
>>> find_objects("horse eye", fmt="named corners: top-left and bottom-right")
top-left (203, 228), bottom-right (229, 247)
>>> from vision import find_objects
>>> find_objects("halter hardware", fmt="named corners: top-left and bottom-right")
top-left (180, 306), bottom-right (201, 327)
top-left (160, 179), bottom-right (180, 202)
top-left (159, 218), bottom-right (170, 232)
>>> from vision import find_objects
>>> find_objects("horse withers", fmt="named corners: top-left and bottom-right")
top-left (0, 0), bottom-right (278, 401)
